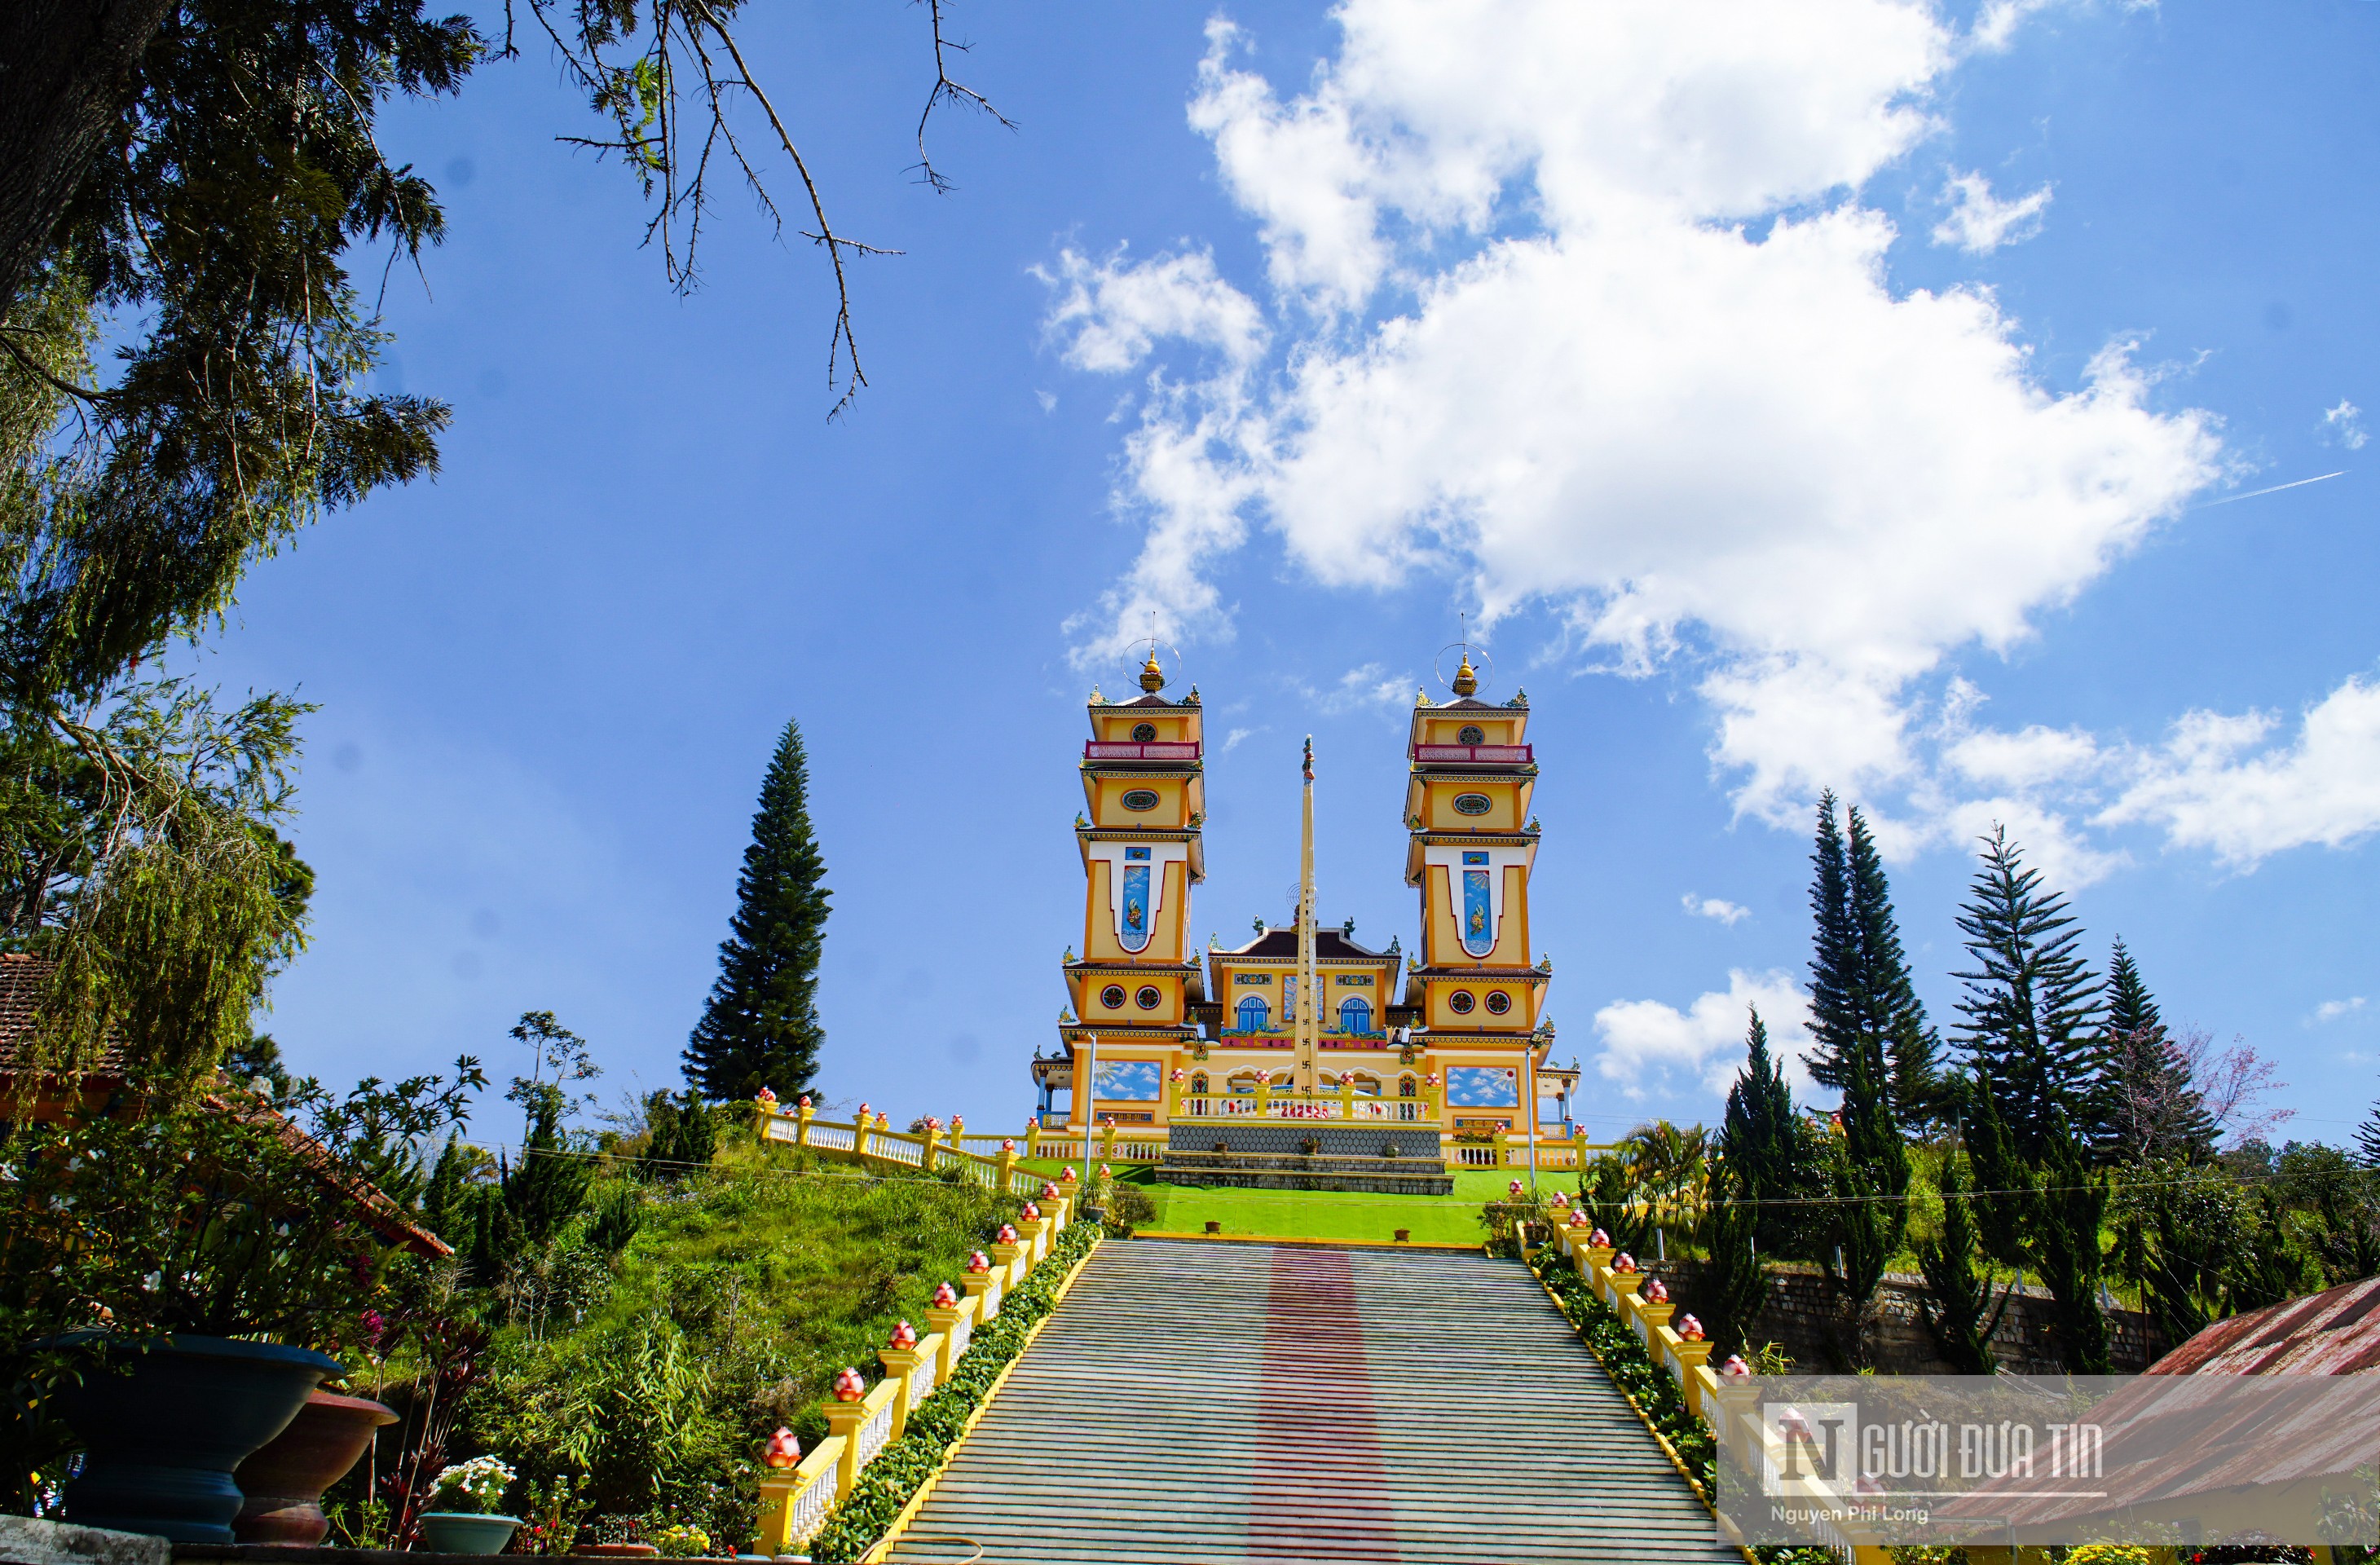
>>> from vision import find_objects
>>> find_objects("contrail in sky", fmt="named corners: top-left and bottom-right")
top-left (2192, 470), bottom-right (2346, 509)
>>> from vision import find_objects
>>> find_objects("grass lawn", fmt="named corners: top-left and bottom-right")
top-left (1116, 1166), bottom-right (1558, 1246)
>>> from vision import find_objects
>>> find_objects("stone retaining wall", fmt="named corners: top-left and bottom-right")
top-left (1661, 1259), bottom-right (2168, 1374)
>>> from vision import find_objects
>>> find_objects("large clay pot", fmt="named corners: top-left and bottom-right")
top-left (232, 1389), bottom-right (399, 1545)
top-left (55, 1334), bottom-right (341, 1543)
top-left (416, 1513), bottom-right (522, 1554)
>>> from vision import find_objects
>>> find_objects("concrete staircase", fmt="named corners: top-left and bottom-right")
top-left (883, 1239), bottom-right (1742, 1563)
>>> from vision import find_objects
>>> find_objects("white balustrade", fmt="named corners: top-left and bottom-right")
top-left (787, 1464), bottom-right (838, 1545)
top-left (904, 1351), bottom-right (936, 1413)
top-left (855, 1396), bottom-right (895, 1469)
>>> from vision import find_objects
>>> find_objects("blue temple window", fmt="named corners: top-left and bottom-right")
top-left (1236, 996), bottom-right (1270, 1032)
top-left (1462, 850), bottom-right (1488, 866)
top-left (1338, 997), bottom-right (1372, 1034)
top-left (1126, 846), bottom-right (1152, 861)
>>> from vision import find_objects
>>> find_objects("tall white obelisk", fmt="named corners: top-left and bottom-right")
top-left (1294, 736), bottom-right (1318, 1096)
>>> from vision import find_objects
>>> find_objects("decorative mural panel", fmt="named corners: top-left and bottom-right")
top-left (1447, 1066), bottom-right (1520, 1108)
top-left (1461, 850), bottom-right (1494, 956)
top-left (1094, 1060), bottom-right (1161, 1100)
top-left (1119, 847), bottom-right (1152, 952)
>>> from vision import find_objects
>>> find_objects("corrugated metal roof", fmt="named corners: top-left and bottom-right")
top-left (2149, 1275), bottom-right (2380, 1378)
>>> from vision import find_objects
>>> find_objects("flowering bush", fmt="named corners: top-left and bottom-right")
top-left (433, 1454), bottom-right (517, 1515)
top-left (650, 1521), bottom-right (712, 1557)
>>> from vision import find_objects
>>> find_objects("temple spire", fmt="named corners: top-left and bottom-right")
top-left (1296, 736), bottom-right (1319, 1095)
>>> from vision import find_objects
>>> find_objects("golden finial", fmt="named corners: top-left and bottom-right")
top-left (1139, 647), bottom-right (1166, 693)
top-left (1451, 652), bottom-right (1478, 698)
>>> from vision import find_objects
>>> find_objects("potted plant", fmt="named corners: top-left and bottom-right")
top-left (232, 1388), bottom-right (400, 1545)
top-left (416, 1454), bottom-right (522, 1554)
top-left (1, 1065), bottom-right (480, 1542)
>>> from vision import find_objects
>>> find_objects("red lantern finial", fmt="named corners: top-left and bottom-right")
top-left (764, 1427), bottom-right (800, 1469)
top-left (831, 1367), bottom-right (866, 1402)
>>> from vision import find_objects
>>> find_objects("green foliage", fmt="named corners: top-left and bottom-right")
top-left (1717, 1008), bottom-right (1824, 1259)
top-left (807, 1220), bottom-right (1101, 1563)
top-left (2101, 939), bottom-right (2214, 1165)
top-left (1529, 1248), bottom-right (1715, 1494)
top-left (684, 720), bottom-right (831, 1103)
top-left (0, 1065), bottom-right (477, 1510)
top-left (1912, 1151), bottom-right (2008, 1374)
top-left (1952, 827), bottom-right (2107, 1160)
top-left (1698, 1156), bottom-right (1768, 1360)
top-left (2113, 1158), bottom-right (2291, 1347)
top-left (6, 683), bottom-right (317, 1092)
top-left (639, 1089), bottom-right (721, 1181)
top-left (2030, 1111), bottom-right (2113, 1374)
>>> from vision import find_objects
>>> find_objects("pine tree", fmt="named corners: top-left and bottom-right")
top-left (2101, 938), bottom-right (2214, 1163)
top-left (1827, 1021), bottom-right (1910, 1349)
top-left (1951, 827), bottom-right (2106, 1160)
top-left (1722, 1007), bottom-right (1806, 1256)
top-left (684, 720), bottom-right (832, 1101)
top-left (1846, 806), bottom-right (1945, 1130)
top-left (1805, 791), bottom-right (1858, 1093)
top-left (1914, 1152), bottom-right (2008, 1375)
top-left (2357, 1086), bottom-right (2380, 1170)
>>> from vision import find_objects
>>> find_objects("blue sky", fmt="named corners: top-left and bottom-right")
top-left (193, 0), bottom-right (2380, 1147)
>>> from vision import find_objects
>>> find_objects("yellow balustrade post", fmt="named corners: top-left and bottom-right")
top-left (750, 1096), bottom-right (777, 1139)
top-left (1582, 1244), bottom-right (1615, 1291)
top-left (994, 1140), bottom-right (1017, 1194)
top-left (822, 1398), bottom-right (873, 1501)
top-left (961, 1270), bottom-right (999, 1320)
top-left (1100, 1121), bottom-right (1117, 1159)
top-left (1673, 1341), bottom-right (1713, 1417)
top-left (991, 1239), bottom-right (1026, 1286)
top-left (1610, 1272), bottom-right (1646, 1316)
top-left (1637, 1298), bottom-right (1676, 1348)
top-left (950, 1113), bottom-right (965, 1144)
top-left (921, 1122), bottom-right (943, 1173)
top-left (878, 1347), bottom-right (926, 1439)
top-left (796, 1097), bottom-right (815, 1148)
top-left (1338, 1076), bottom-right (1355, 1118)
top-left (1025, 1119), bottom-right (1042, 1158)
top-left (754, 1475), bottom-right (796, 1556)
top-left (1048, 1192), bottom-right (1073, 1228)
top-left (1256, 1081), bottom-right (1272, 1114)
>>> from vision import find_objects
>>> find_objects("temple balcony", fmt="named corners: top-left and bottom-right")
top-left (1410, 742), bottom-right (1533, 765)
top-left (1085, 739), bottom-right (1202, 762)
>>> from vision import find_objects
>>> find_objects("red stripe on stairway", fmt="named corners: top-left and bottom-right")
top-left (1250, 1247), bottom-right (1403, 1561)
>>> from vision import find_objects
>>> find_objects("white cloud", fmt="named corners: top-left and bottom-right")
top-left (1050, 0), bottom-right (2248, 857)
top-left (1222, 725), bottom-right (1264, 754)
top-left (2321, 399), bottom-right (2369, 451)
top-left (1931, 170), bottom-right (2053, 253)
top-left (1591, 968), bottom-right (1813, 1100)
top-left (1681, 893), bottom-right (1751, 925)
top-left (2313, 997), bottom-right (2369, 1025)
top-left (1305, 662), bottom-right (1412, 715)
top-left (2101, 676), bottom-right (2380, 866)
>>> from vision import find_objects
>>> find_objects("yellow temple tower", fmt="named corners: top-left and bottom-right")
top-left (1035, 649), bottom-right (1208, 1130)
top-left (1399, 651), bottom-right (1560, 1141)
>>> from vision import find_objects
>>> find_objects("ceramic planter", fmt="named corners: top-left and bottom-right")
top-left (416, 1513), bottom-right (522, 1554)
top-left (54, 1334), bottom-right (342, 1544)
top-left (232, 1389), bottom-right (399, 1545)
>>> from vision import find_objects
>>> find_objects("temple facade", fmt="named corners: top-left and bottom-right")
top-left (1029, 649), bottom-right (1580, 1162)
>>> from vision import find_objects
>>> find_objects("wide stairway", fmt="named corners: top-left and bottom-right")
top-left (884, 1239), bottom-right (1741, 1563)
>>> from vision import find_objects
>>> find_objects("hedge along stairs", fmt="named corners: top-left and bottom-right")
top-left (877, 1238), bottom-right (1741, 1563)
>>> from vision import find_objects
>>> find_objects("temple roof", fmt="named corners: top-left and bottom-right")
top-left (1215, 925), bottom-right (1396, 962)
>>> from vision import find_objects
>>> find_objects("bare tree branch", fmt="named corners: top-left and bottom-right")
top-left (912, 0), bottom-right (1016, 196)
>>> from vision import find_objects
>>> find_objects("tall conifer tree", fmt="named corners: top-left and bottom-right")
top-left (1722, 1007), bottom-right (1805, 1256)
top-left (1950, 827), bottom-right (2105, 1159)
top-left (2102, 938), bottom-right (2213, 1163)
top-left (1805, 791), bottom-right (1858, 1092)
top-left (683, 720), bottom-right (831, 1101)
top-left (1845, 806), bottom-right (1945, 1129)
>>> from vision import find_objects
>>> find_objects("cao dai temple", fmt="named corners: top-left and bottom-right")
top-left (1027, 646), bottom-right (1582, 1191)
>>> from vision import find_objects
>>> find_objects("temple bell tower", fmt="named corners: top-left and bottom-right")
top-left (1044, 650), bottom-right (1208, 1128)
top-left (1400, 650), bottom-right (1551, 1133)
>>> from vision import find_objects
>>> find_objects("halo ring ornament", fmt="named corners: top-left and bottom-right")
top-left (1432, 641), bottom-right (1494, 696)
top-left (1122, 637), bottom-right (1186, 694)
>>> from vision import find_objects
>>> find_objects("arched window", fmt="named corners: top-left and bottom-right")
top-left (1338, 997), bottom-right (1373, 1034)
top-left (1191, 1073), bottom-right (1210, 1096)
top-left (1236, 996), bottom-right (1270, 1032)
top-left (1398, 1075), bottom-right (1417, 1099)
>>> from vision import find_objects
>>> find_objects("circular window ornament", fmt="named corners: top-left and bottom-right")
top-left (1448, 990), bottom-right (1476, 1015)
top-left (1100, 985), bottom-right (1126, 1009)
top-left (1457, 724), bottom-right (1486, 744)
top-left (1119, 788), bottom-right (1161, 811)
top-left (1484, 990), bottom-right (1512, 1016)
top-left (1131, 722), bottom-right (1157, 742)
top-left (1135, 985), bottom-right (1163, 1010)
top-left (1452, 792), bottom-right (1492, 816)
